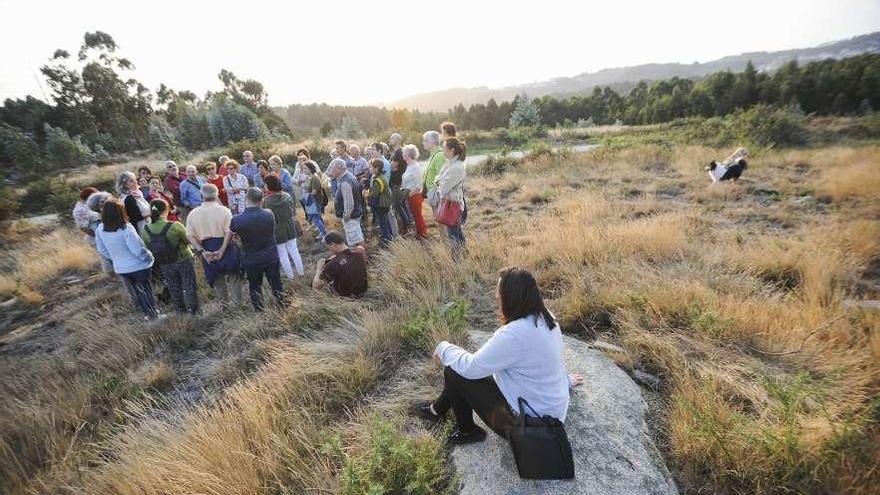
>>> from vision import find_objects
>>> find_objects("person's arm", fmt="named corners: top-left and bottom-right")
top-left (124, 224), bottom-right (154, 263)
top-left (212, 211), bottom-right (235, 260)
top-left (341, 181), bottom-right (354, 219)
top-left (434, 329), bottom-right (522, 380)
top-left (312, 258), bottom-right (327, 290)
top-left (95, 230), bottom-right (111, 260)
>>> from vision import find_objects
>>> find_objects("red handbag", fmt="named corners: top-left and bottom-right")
top-left (435, 199), bottom-right (462, 226)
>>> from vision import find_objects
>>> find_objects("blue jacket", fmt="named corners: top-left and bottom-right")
top-left (179, 177), bottom-right (206, 208)
top-left (279, 168), bottom-right (295, 196)
top-left (95, 223), bottom-right (154, 274)
top-left (230, 206), bottom-right (279, 267)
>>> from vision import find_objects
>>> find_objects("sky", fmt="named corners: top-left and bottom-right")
top-left (2, 0), bottom-right (880, 107)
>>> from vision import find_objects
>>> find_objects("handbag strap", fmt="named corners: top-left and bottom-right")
top-left (517, 397), bottom-right (542, 424)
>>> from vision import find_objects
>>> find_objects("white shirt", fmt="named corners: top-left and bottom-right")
top-left (435, 315), bottom-right (571, 421)
top-left (400, 162), bottom-right (424, 192)
top-left (224, 173), bottom-right (249, 214)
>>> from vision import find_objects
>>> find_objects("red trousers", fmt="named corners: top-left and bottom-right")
top-left (408, 193), bottom-right (429, 239)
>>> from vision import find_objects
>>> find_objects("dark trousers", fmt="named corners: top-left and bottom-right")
top-left (392, 186), bottom-right (413, 228)
top-left (433, 366), bottom-right (517, 438)
top-left (244, 260), bottom-right (284, 311)
top-left (374, 207), bottom-right (393, 245)
top-left (120, 268), bottom-right (158, 318)
top-left (160, 258), bottom-right (199, 314)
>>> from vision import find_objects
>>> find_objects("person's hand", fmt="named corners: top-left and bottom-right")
top-left (569, 373), bottom-right (584, 387)
top-left (201, 250), bottom-right (213, 262)
top-left (432, 352), bottom-right (442, 367)
top-left (316, 258), bottom-right (326, 269)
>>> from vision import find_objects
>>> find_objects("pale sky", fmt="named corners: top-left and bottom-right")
top-left (2, 0), bottom-right (879, 107)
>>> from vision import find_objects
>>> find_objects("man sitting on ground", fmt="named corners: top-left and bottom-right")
top-left (312, 231), bottom-right (368, 298)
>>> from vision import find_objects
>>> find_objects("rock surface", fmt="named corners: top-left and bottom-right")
top-left (451, 331), bottom-right (678, 495)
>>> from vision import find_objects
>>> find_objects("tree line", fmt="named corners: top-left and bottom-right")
top-left (0, 32), bottom-right (291, 179)
top-left (3, 30), bottom-right (879, 181)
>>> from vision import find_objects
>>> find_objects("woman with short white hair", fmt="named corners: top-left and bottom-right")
top-left (401, 144), bottom-right (428, 239)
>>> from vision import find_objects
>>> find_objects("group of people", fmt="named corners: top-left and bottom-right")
top-left (72, 122), bottom-right (469, 319)
top-left (70, 120), bottom-right (589, 463)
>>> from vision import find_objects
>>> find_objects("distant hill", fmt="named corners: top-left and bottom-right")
top-left (389, 31), bottom-right (880, 112)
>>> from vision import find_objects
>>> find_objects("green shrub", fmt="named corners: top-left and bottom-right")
top-left (337, 415), bottom-right (451, 495)
top-left (222, 138), bottom-right (277, 162)
top-left (0, 124), bottom-right (42, 176)
top-left (0, 184), bottom-right (20, 220)
top-left (471, 153), bottom-right (522, 176)
top-left (205, 96), bottom-right (270, 145)
top-left (148, 115), bottom-right (185, 161)
top-left (527, 141), bottom-right (554, 159)
top-left (20, 177), bottom-right (79, 219)
top-left (43, 124), bottom-right (94, 167)
top-left (399, 299), bottom-right (469, 350)
top-left (733, 105), bottom-right (809, 148)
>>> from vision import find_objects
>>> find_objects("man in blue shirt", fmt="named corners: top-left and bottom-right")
top-left (240, 150), bottom-right (260, 186)
top-left (178, 165), bottom-right (206, 224)
top-left (223, 188), bottom-right (284, 311)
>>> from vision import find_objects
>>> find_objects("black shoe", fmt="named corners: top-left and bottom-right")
top-left (409, 401), bottom-right (444, 423)
top-left (449, 425), bottom-right (487, 445)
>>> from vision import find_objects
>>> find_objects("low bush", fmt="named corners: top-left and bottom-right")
top-left (336, 415), bottom-right (451, 495)
top-left (733, 104), bottom-right (809, 148)
top-left (0, 123), bottom-right (41, 177)
top-left (0, 184), bottom-right (20, 221)
top-left (43, 124), bottom-right (93, 167)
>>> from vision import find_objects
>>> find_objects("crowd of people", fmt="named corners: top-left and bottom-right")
top-left (72, 122), bottom-right (469, 319)
top-left (72, 120), bottom-right (588, 457)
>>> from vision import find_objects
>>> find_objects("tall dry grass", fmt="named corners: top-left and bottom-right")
top-left (457, 144), bottom-right (880, 493)
top-left (0, 229), bottom-right (97, 300)
top-left (3, 141), bottom-right (879, 494)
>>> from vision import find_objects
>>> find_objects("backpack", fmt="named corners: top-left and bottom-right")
top-left (148, 222), bottom-right (178, 265)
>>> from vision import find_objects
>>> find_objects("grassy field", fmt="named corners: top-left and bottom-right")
top-left (1, 132), bottom-right (879, 494)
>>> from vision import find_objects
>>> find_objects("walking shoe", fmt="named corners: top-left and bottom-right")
top-left (449, 425), bottom-right (487, 445)
top-left (409, 401), bottom-right (444, 423)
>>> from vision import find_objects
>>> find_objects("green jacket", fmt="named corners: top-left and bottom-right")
top-left (423, 149), bottom-right (446, 192)
top-left (368, 175), bottom-right (393, 210)
top-left (140, 219), bottom-right (193, 263)
top-left (262, 191), bottom-right (299, 243)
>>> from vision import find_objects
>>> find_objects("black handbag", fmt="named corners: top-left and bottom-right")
top-left (508, 398), bottom-right (575, 480)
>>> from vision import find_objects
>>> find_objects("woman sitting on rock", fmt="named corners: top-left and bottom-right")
top-left (411, 267), bottom-right (584, 444)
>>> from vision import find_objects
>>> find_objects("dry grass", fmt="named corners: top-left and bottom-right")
top-left (0, 229), bottom-right (97, 299)
top-left (2, 140), bottom-right (879, 494)
top-left (458, 144), bottom-right (880, 493)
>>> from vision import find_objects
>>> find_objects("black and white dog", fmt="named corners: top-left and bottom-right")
top-left (706, 148), bottom-right (748, 183)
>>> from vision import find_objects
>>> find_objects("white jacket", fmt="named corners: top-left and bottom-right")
top-left (435, 158), bottom-right (466, 204)
top-left (435, 314), bottom-right (571, 421)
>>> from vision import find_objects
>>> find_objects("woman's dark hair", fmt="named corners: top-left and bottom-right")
top-left (101, 199), bottom-right (129, 232)
top-left (79, 186), bottom-right (98, 201)
top-left (264, 173), bottom-right (282, 192)
top-left (497, 267), bottom-right (556, 329)
top-left (149, 198), bottom-right (168, 223)
top-left (440, 121), bottom-right (457, 137)
top-left (137, 165), bottom-right (152, 176)
top-left (296, 147), bottom-right (311, 159)
top-left (258, 160), bottom-right (270, 172)
top-left (444, 137), bottom-right (467, 161)
top-left (304, 160), bottom-right (317, 174)
top-left (369, 158), bottom-right (385, 175)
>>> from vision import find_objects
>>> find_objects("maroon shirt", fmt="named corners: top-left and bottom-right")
top-left (164, 174), bottom-right (184, 205)
top-left (320, 249), bottom-right (368, 297)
